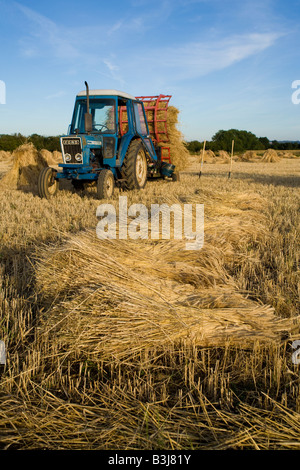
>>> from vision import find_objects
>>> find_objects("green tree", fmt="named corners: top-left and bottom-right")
top-left (0, 134), bottom-right (61, 152)
top-left (258, 137), bottom-right (270, 149)
top-left (0, 133), bottom-right (26, 151)
top-left (184, 140), bottom-right (202, 154)
top-left (211, 129), bottom-right (263, 152)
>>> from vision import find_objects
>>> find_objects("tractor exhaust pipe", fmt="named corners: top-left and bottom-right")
top-left (84, 81), bottom-right (92, 134)
top-left (85, 81), bottom-right (90, 112)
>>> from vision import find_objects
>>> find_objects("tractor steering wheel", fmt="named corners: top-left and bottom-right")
top-left (93, 124), bottom-right (109, 132)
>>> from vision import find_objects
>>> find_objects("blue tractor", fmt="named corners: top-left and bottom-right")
top-left (38, 82), bottom-right (178, 199)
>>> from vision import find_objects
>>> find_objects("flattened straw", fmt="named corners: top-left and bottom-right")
top-left (199, 140), bottom-right (206, 178)
top-left (228, 140), bottom-right (234, 179)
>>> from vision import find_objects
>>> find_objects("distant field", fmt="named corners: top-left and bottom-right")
top-left (0, 152), bottom-right (299, 450)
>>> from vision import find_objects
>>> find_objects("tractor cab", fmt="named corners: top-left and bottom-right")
top-left (70, 95), bottom-right (116, 135)
top-left (37, 82), bottom-right (177, 200)
top-left (59, 87), bottom-right (157, 173)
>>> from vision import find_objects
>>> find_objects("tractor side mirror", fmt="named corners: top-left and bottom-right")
top-left (84, 113), bottom-right (93, 134)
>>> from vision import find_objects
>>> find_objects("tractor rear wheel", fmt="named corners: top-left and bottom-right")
top-left (97, 169), bottom-right (115, 199)
top-left (38, 167), bottom-right (58, 199)
top-left (121, 140), bottom-right (147, 190)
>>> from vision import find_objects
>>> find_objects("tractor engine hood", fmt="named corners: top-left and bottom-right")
top-left (81, 134), bottom-right (103, 149)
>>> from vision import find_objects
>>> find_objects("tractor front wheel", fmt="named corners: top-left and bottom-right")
top-left (122, 140), bottom-right (147, 190)
top-left (38, 167), bottom-right (59, 199)
top-left (97, 169), bottom-right (115, 199)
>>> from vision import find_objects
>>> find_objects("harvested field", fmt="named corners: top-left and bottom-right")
top-left (192, 149), bottom-right (299, 165)
top-left (0, 153), bottom-right (299, 450)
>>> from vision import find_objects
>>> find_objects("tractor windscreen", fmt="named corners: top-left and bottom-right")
top-left (71, 99), bottom-right (116, 134)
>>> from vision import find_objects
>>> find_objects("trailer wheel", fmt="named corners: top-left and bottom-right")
top-left (97, 169), bottom-right (115, 199)
top-left (122, 140), bottom-right (147, 190)
top-left (38, 167), bottom-right (58, 199)
top-left (172, 172), bottom-right (180, 182)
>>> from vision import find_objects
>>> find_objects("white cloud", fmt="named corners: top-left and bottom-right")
top-left (13, 1), bottom-right (284, 91)
top-left (108, 21), bottom-right (123, 35)
top-left (102, 59), bottom-right (125, 86)
top-left (131, 32), bottom-right (283, 84)
top-left (15, 3), bottom-right (84, 59)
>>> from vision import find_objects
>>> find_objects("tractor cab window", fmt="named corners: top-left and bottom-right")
top-left (71, 98), bottom-right (116, 134)
top-left (133, 102), bottom-right (148, 136)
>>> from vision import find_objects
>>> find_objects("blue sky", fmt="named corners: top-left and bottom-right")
top-left (0, 0), bottom-right (299, 141)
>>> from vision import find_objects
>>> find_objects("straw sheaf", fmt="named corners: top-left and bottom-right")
top-left (217, 150), bottom-right (231, 163)
top-left (261, 148), bottom-right (281, 163)
top-left (35, 234), bottom-right (291, 360)
top-left (200, 149), bottom-right (216, 163)
top-left (0, 150), bottom-right (12, 161)
top-left (35, 190), bottom-right (291, 361)
top-left (39, 149), bottom-right (62, 165)
top-left (239, 150), bottom-right (260, 162)
top-left (198, 150), bottom-right (232, 165)
top-left (0, 143), bottom-right (60, 190)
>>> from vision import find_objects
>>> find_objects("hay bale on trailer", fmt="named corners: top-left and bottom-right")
top-left (133, 95), bottom-right (190, 171)
top-left (160, 106), bottom-right (190, 171)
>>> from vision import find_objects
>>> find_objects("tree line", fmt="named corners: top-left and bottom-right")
top-left (0, 133), bottom-right (61, 152)
top-left (184, 129), bottom-right (300, 154)
top-left (0, 129), bottom-right (299, 154)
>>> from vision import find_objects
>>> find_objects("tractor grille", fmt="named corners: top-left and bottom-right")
top-left (61, 137), bottom-right (82, 164)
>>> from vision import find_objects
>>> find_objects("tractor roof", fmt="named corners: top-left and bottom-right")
top-left (77, 89), bottom-right (136, 100)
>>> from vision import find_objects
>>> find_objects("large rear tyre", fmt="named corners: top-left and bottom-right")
top-left (38, 167), bottom-right (58, 199)
top-left (97, 169), bottom-right (115, 199)
top-left (121, 140), bottom-right (147, 190)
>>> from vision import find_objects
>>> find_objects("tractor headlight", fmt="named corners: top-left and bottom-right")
top-left (75, 153), bottom-right (83, 162)
top-left (65, 153), bottom-right (71, 162)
